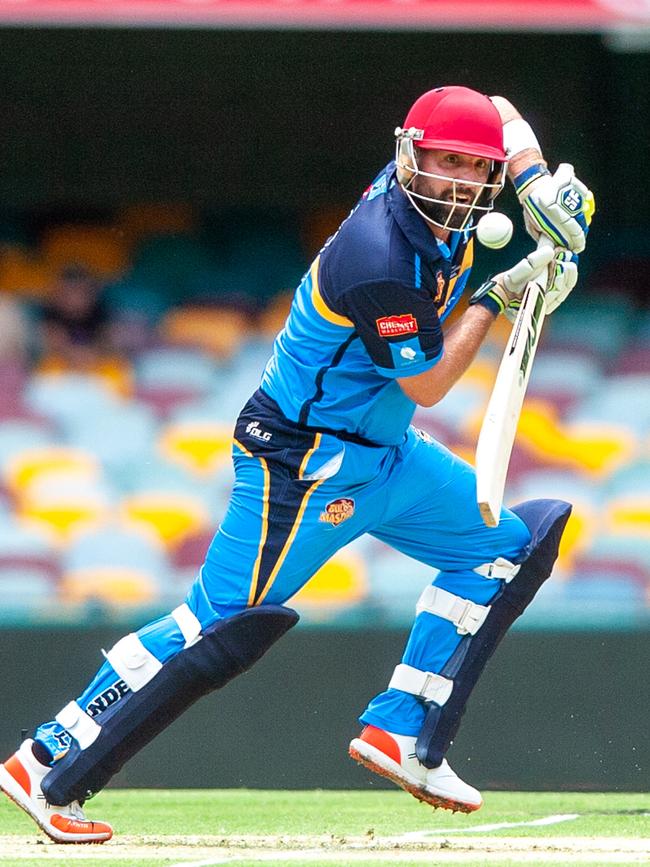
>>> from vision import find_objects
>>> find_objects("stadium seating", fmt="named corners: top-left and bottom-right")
top-left (0, 210), bottom-right (648, 629)
top-left (61, 520), bottom-right (172, 606)
top-left (159, 419), bottom-right (233, 476)
top-left (24, 373), bottom-right (123, 431)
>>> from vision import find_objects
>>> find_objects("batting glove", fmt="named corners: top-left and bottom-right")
top-left (515, 163), bottom-right (595, 254)
top-left (545, 249), bottom-right (578, 315)
top-left (470, 245), bottom-right (554, 322)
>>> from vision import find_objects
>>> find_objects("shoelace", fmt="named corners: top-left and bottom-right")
top-left (69, 801), bottom-right (86, 820)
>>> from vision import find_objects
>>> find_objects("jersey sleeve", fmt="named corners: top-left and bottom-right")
top-left (341, 279), bottom-right (444, 378)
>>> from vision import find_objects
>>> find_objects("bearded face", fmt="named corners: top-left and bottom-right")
top-left (412, 179), bottom-right (482, 230)
top-left (395, 140), bottom-right (505, 232)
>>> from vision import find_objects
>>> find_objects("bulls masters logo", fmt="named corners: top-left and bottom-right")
top-left (319, 497), bottom-right (355, 527)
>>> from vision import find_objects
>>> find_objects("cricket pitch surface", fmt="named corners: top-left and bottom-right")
top-left (1, 790), bottom-right (648, 866)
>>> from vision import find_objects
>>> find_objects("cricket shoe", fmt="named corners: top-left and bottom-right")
top-left (0, 739), bottom-right (113, 844)
top-left (349, 725), bottom-right (482, 813)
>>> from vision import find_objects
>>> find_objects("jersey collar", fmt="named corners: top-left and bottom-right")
top-left (386, 165), bottom-right (446, 265)
top-left (386, 164), bottom-right (470, 265)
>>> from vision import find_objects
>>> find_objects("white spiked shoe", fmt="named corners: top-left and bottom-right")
top-left (349, 724), bottom-right (482, 813)
top-left (0, 739), bottom-right (112, 843)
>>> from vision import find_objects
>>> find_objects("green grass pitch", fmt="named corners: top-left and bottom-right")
top-left (1, 789), bottom-right (649, 866)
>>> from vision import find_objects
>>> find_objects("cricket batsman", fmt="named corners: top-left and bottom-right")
top-left (0, 86), bottom-right (593, 841)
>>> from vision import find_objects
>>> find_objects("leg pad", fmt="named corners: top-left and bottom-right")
top-left (415, 499), bottom-right (571, 768)
top-left (42, 605), bottom-right (298, 805)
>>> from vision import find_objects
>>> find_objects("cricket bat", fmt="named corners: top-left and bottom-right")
top-left (475, 240), bottom-right (553, 528)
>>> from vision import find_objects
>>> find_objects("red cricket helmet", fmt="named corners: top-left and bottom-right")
top-left (401, 86), bottom-right (507, 161)
top-left (394, 86), bottom-right (508, 231)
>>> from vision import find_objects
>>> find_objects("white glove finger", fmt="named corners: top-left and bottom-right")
top-left (546, 285), bottom-right (571, 314)
top-left (566, 262), bottom-right (578, 292)
top-left (523, 209), bottom-right (542, 242)
top-left (572, 177), bottom-right (590, 198)
top-left (552, 162), bottom-right (575, 188)
top-left (549, 208), bottom-right (585, 251)
top-left (526, 245), bottom-right (555, 276)
top-left (546, 261), bottom-right (577, 314)
top-left (503, 246), bottom-right (553, 294)
top-left (532, 201), bottom-right (585, 253)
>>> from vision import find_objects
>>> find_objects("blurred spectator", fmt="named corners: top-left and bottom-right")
top-left (39, 265), bottom-right (112, 370)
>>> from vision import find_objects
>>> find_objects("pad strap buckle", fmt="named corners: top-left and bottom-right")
top-left (416, 585), bottom-right (490, 636)
top-left (388, 663), bottom-right (453, 706)
top-left (474, 557), bottom-right (521, 582)
top-left (172, 603), bottom-right (202, 648)
top-left (104, 633), bottom-right (163, 692)
top-left (56, 701), bottom-right (101, 750)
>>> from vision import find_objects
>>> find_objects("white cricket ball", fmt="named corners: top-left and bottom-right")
top-left (476, 212), bottom-right (514, 250)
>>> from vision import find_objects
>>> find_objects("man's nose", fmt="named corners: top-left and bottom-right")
top-left (455, 165), bottom-right (482, 184)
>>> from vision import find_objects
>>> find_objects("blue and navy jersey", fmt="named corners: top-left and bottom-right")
top-left (261, 162), bottom-right (474, 446)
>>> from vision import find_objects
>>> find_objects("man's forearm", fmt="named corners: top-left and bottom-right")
top-left (489, 95), bottom-right (547, 181)
top-left (398, 305), bottom-right (496, 407)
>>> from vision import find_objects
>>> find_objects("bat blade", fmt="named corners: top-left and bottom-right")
top-left (475, 278), bottom-right (548, 527)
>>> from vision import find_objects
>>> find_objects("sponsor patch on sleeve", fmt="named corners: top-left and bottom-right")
top-left (376, 313), bottom-right (419, 338)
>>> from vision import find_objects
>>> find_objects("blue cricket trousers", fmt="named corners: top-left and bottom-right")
top-left (36, 390), bottom-right (530, 756)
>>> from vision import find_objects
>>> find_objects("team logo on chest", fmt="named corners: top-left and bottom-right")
top-left (376, 314), bottom-right (418, 337)
top-left (434, 269), bottom-right (446, 304)
top-left (319, 497), bottom-right (355, 526)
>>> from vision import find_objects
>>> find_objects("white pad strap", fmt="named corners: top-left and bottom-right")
top-left (416, 585), bottom-right (490, 636)
top-left (56, 701), bottom-right (101, 749)
top-left (172, 603), bottom-right (202, 648)
top-left (104, 633), bottom-right (163, 692)
top-left (474, 557), bottom-right (521, 583)
top-left (389, 663), bottom-right (453, 706)
top-left (503, 118), bottom-right (541, 158)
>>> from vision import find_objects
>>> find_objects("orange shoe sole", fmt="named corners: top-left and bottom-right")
top-left (0, 766), bottom-right (111, 845)
top-left (348, 742), bottom-right (481, 814)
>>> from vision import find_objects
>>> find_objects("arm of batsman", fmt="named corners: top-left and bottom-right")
top-left (517, 163), bottom-right (596, 254)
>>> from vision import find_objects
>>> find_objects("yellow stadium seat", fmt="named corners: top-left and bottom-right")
top-left (4, 446), bottom-right (99, 496)
top-left (556, 502), bottom-right (596, 570)
top-left (121, 492), bottom-right (210, 547)
top-left (604, 496), bottom-right (650, 534)
top-left (17, 466), bottom-right (110, 540)
top-left (36, 355), bottom-right (133, 398)
top-left (468, 399), bottom-right (636, 476)
top-left (292, 549), bottom-right (368, 611)
top-left (60, 566), bottom-right (159, 605)
top-left (40, 226), bottom-right (129, 280)
top-left (22, 494), bottom-right (109, 540)
top-left (160, 307), bottom-right (249, 359)
top-left (159, 422), bottom-right (233, 476)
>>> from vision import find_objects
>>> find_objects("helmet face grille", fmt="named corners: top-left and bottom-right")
top-left (394, 135), bottom-right (507, 232)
